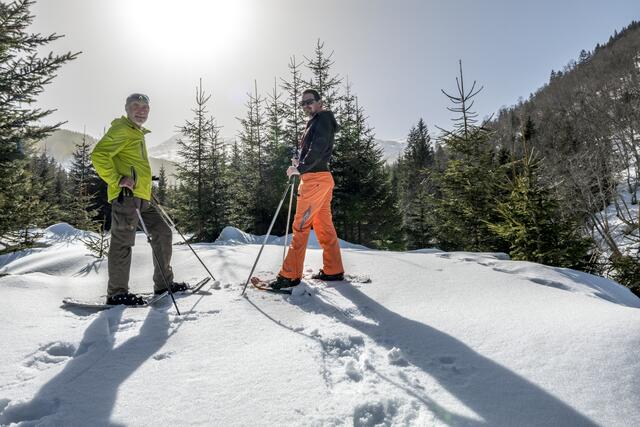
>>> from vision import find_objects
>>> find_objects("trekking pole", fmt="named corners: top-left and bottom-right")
top-left (283, 152), bottom-right (298, 263)
top-left (283, 175), bottom-right (295, 263)
top-left (282, 175), bottom-right (296, 264)
top-left (135, 205), bottom-right (181, 315)
top-left (151, 194), bottom-right (218, 285)
top-left (241, 179), bottom-right (294, 296)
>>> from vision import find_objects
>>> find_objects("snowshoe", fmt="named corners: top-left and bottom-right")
top-left (106, 292), bottom-right (146, 306)
top-left (154, 281), bottom-right (189, 295)
top-left (268, 275), bottom-right (301, 290)
top-left (250, 276), bottom-right (298, 294)
top-left (311, 269), bottom-right (344, 281)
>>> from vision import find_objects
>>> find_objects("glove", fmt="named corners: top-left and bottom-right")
top-left (286, 166), bottom-right (300, 178)
top-left (119, 176), bottom-right (135, 190)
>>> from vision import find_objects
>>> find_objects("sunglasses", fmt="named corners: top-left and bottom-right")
top-left (299, 98), bottom-right (316, 107)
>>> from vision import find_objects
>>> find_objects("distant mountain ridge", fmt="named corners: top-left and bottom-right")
top-left (147, 134), bottom-right (406, 164)
top-left (36, 129), bottom-right (179, 183)
top-left (35, 128), bottom-right (406, 183)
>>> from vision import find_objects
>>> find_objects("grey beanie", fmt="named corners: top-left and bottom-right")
top-left (125, 93), bottom-right (150, 105)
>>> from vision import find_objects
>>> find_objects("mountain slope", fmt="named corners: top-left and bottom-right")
top-left (36, 129), bottom-right (179, 182)
top-left (147, 135), bottom-right (406, 165)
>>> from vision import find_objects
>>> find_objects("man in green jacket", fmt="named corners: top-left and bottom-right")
top-left (91, 93), bottom-right (186, 305)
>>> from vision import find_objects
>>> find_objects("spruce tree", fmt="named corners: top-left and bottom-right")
top-left (237, 80), bottom-right (270, 234)
top-left (265, 79), bottom-right (291, 235)
top-left (489, 124), bottom-right (590, 268)
top-left (67, 132), bottom-right (100, 230)
top-left (398, 119), bottom-right (436, 249)
top-left (202, 118), bottom-right (230, 240)
top-left (156, 164), bottom-right (168, 205)
top-left (226, 139), bottom-right (252, 230)
top-left (0, 0), bottom-right (79, 249)
top-left (175, 79), bottom-right (225, 241)
top-left (333, 81), bottom-right (402, 247)
top-left (433, 61), bottom-right (508, 252)
top-left (30, 151), bottom-right (61, 224)
top-left (280, 56), bottom-right (306, 154)
top-left (305, 40), bottom-right (342, 112)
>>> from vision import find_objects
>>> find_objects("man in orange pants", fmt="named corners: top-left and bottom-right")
top-left (269, 89), bottom-right (345, 290)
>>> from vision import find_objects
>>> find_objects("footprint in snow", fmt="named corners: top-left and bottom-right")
top-left (320, 334), bottom-right (368, 383)
top-left (433, 355), bottom-right (476, 386)
top-left (353, 399), bottom-right (401, 427)
top-left (153, 351), bottom-right (175, 361)
top-left (114, 317), bottom-right (141, 332)
top-left (387, 347), bottom-right (409, 367)
top-left (170, 309), bottom-right (221, 324)
top-left (23, 342), bottom-right (77, 370)
top-left (0, 397), bottom-right (60, 426)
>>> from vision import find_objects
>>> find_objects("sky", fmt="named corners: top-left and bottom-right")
top-left (30, 0), bottom-right (640, 146)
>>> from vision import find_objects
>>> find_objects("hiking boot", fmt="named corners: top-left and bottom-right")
top-left (269, 275), bottom-right (301, 290)
top-left (154, 281), bottom-right (189, 295)
top-left (311, 269), bottom-right (344, 281)
top-left (106, 292), bottom-right (146, 306)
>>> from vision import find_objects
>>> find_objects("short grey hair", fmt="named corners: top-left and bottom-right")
top-left (125, 93), bottom-right (150, 106)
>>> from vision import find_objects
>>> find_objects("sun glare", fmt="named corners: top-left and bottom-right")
top-left (118, 0), bottom-right (250, 60)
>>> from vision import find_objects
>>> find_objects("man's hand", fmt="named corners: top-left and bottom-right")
top-left (291, 157), bottom-right (300, 167)
top-left (286, 166), bottom-right (300, 178)
top-left (119, 176), bottom-right (135, 190)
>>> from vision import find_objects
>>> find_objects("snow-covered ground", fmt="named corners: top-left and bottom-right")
top-left (0, 224), bottom-right (639, 426)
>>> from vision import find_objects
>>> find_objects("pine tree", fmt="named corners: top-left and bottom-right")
top-left (226, 139), bottom-right (252, 230)
top-left (333, 81), bottom-right (402, 247)
top-left (237, 80), bottom-right (270, 234)
top-left (280, 56), bottom-right (306, 154)
top-left (305, 40), bottom-right (342, 112)
top-left (489, 122), bottom-right (590, 268)
top-left (202, 116), bottom-right (230, 240)
top-left (30, 151), bottom-right (61, 224)
top-left (0, 0), bottom-right (79, 250)
top-left (264, 78), bottom-right (291, 235)
top-left (398, 119), bottom-right (436, 249)
top-left (67, 132), bottom-right (99, 230)
top-left (156, 164), bottom-right (168, 205)
top-left (68, 135), bottom-right (110, 257)
top-left (433, 61), bottom-right (508, 252)
top-left (175, 79), bottom-right (225, 241)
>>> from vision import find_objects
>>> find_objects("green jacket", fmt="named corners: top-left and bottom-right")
top-left (91, 116), bottom-right (152, 202)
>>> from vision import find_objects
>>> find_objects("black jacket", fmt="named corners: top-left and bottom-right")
top-left (297, 110), bottom-right (339, 174)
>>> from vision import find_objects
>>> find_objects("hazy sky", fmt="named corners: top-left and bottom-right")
top-left (31, 0), bottom-right (640, 146)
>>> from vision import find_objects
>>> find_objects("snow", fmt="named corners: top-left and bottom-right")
top-left (215, 225), bottom-right (368, 250)
top-left (1, 224), bottom-right (639, 426)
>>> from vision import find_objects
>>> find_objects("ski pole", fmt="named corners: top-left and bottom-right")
top-left (135, 205), bottom-right (181, 315)
top-left (283, 151), bottom-right (299, 263)
top-left (151, 194), bottom-right (219, 286)
top-left (283, 175), bottom-right (296, 263)
top-left (241, 179), bottom-right (294, 296)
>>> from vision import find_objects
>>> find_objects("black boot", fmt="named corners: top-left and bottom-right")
top-left (106, 293), bottom-right (146, 306)
top-left (154, 281), bottom-right (189, 295)
top-left (269, 275), bottom-right (301, 290)
top-left (311, 269), bottom-right (344, 281)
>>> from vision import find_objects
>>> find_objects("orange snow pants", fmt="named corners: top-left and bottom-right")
top-left (279, 171), bottom-right (344, 280)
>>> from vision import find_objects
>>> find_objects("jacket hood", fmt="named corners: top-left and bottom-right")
top-left (317, 110), bottom-right (339, 132)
